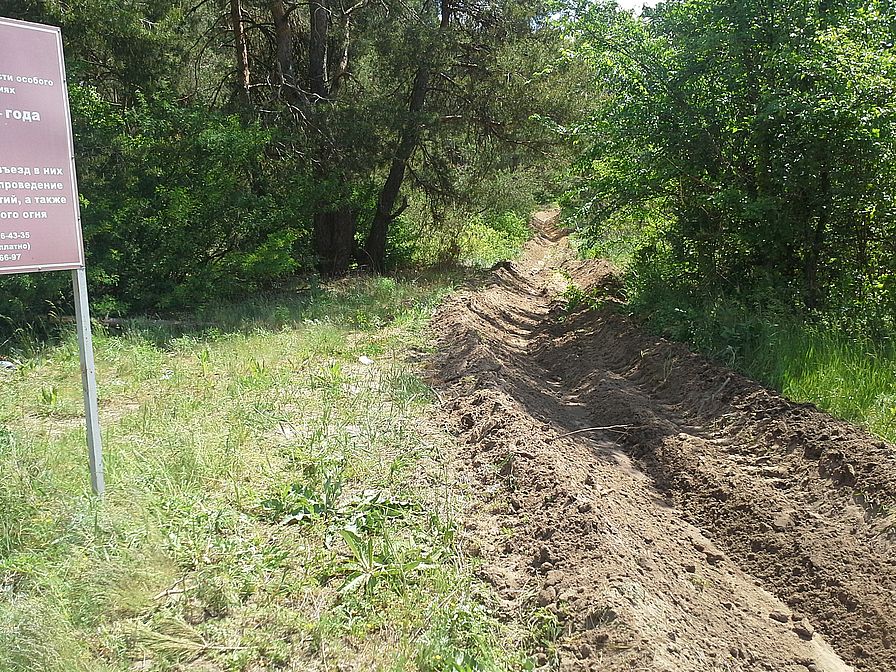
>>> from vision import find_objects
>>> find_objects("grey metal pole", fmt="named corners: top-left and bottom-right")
top-left (72, 267), bottom-right (105, 496)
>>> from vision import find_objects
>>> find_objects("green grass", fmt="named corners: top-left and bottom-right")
top-left (626, 284), bottom-right (896, 445)
top-left (730, 323), bottom-right (896, 442)
top-left (568, 220), bottom-right (896, 445)
top-left (0, 272), bottom-right (537, 672)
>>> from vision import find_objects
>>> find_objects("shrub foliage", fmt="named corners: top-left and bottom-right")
top-left (565, 0), bottom-right (896, 332)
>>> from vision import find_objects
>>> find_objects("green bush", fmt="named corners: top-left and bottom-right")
top-left (0, 91), bottom-right (316, 323)
top-left (565, 0), bottom-right (896, 332)
top-left (625, 247), bottom-right (896, 443)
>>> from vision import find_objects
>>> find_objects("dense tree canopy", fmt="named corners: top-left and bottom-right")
top-left (3, 0), bottom-right (896, 336)
top-left (564, 0), bottom-right (896, 332)
top-left (0, 0), bottom-right (575, 319)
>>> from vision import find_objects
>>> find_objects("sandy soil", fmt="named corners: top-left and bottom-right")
top-left (426, 211), bottom-right (896, 672)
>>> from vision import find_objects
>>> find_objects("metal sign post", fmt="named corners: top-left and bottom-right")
top-left (0, 17), bottom-right (104, 495)
top-left (73, 267), bottom-right (104, 494)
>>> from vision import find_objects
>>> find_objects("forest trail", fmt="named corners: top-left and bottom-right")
top-left (427, 211), bottom-right (896, 672)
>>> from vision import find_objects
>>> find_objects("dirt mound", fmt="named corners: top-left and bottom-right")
top-left (426, 211), bottom-right (896, 671)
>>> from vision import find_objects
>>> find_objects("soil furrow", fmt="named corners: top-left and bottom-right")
top-left (428, 212), bottom-right (896, 671)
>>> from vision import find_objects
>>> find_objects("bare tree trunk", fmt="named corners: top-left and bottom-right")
top-left (329, 14), bottom-right (352, 96)
top-left (305, 0), bottom-right (358, 274)
top-left (270, 1), bottom-right (295, 87)
top-left (231, 0), bottom-right (251, 101)
top-left (361, 68), bottom-right (430, 272)
top-left (314, 206), bottom-right (357, 275)
top-left (309, 0), bottom-right (330, 99)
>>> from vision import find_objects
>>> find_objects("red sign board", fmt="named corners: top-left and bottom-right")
top-left (0, 17), bottom-right (85, 275)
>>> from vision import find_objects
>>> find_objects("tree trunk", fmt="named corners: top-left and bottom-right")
top-left (361, 0), bottom-right (451, 272)
top-left (330, 14), bottom-right (352, 96)
top-left (270, 1), bottom-right (295, 87)
top-left (313, 206), bottom-right (357, 275)
top-left (361, 68), bottom-right (429, 272)
top-left (309, 0), bottom-right (330, 99)
top-left (231, 0), bottom-right (251, 101)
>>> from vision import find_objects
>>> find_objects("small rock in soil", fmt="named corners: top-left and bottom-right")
top-left (705, 550), bottom-right (725, 565)
top-left (769, 610), bottom-right (790, 623)
top-left (772, 512), bottom-right (793, 531)
top-left (532, 545), bottom-right (551, 567)
top-left (545, 569), bottom-right (565, 587)
top-left (792, 619), bottom-right (815, 640)
top-left (537, 586), bottom-right (556, 607)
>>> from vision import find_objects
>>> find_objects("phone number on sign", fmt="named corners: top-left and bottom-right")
top-left (0, 254), bottom-right (22, 262)
top-left (0, 231), bottom-right (30, 240)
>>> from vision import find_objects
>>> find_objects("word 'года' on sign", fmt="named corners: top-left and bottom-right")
top-left (0, 16), bottom-right (104, 496)
top-left (0, 17), bottom-right (85, 274)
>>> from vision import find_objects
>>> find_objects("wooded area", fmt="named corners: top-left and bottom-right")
top-left (565, 0), bottom-right (896, 338)
top-left (3, 0), bottom-right (895, 342)
top-left (1, 0), bottom-right (575, 319)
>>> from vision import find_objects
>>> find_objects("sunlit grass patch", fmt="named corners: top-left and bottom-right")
top-left (626, 281), bottom-right (896, 445)
top-left (0, 272), bottom-right (534, 671)
top-left (746, 326), bottom-right (896, 443)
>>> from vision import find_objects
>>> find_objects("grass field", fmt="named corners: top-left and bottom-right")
top-left (0, 272), bottom-right (536, 672)
top-left (721, 322), bottom-right (896, 444)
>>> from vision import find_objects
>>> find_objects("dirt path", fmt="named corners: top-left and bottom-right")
top-left (427, 212), bottom-right (896, 672)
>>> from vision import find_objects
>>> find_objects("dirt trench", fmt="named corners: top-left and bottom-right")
top-left (427, 211), bottom-right (896, 672)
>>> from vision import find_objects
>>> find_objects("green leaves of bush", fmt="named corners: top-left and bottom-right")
top-left (565, 0), bottom-right (896, 331)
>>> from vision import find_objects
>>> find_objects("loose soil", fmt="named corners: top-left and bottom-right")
top-left (427, 211), bottom-right (896, 672)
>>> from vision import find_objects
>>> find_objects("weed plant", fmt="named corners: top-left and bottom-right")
top-left (0, 273), bottom-right (535, 671)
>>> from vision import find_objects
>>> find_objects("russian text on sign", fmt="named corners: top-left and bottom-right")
top-left (5, 109), bottom-right (41, 121)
